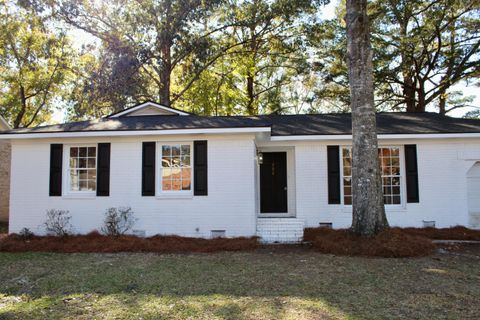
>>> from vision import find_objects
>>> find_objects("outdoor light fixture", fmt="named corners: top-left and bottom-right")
top-left (257, 152), bottom-right (263, 164)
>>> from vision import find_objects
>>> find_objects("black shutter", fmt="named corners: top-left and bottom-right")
top-left (97, 143), bottom-right (111, 196)
top-left (142, 142), bottom-right (156, 196)
top-left (327, 145), bottom-right (341, 204)
top-left (194, 140), bottom-right (208, 196)
top-left (49, 144), bottom-right (63, 196)
top-left (404, 144), bottom-right (419, 203)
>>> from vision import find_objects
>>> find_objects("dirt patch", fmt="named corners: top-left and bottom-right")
top-left (0, 231), bottom-right (258, 253)
top-left (306, 228), bottom-right (435, 257)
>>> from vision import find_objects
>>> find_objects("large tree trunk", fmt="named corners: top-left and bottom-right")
top-left (346, 0), bottom-right (388, 236)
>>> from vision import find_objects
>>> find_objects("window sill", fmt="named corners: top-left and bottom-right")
top-left (341, 205), bottom-right (406, 213)
top-left (155, 194), bottom-right (194, 200)
top-left (62, 193), bottom-right (97, 199)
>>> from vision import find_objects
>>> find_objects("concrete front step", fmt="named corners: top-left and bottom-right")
top-left (256, 218), bottom-right (305, 244)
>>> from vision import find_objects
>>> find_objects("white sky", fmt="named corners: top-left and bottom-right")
top-left (52, 0), bottom-right (478, 122)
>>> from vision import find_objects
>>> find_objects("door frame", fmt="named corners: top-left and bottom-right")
top-left (256, 147), bottom-right (296, 217)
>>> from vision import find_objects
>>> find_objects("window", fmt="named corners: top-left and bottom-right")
top-left (68, 146), bottom-right (97, 192)
top-left (160, 143), bottom-right (192, 192)
top-left (342, 147), bottom-right (401, 205)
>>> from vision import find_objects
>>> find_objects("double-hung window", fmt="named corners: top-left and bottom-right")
top-left (342, 146), bottom-right (402, 205)
top-left (160, 143), bottom-right (192, 193)
top-left (68, 146), bottom-right (97, 193)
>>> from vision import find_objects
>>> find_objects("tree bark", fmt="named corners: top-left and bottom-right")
top-left (346, 0), bottom-right (388, 236)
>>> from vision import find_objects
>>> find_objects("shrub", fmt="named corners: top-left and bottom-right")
top-left (44, 209), bottom-right (73, 237)
top-left (19, 228), bottom-right (34, 240)
top-left (101, 207), bottom-right (136, 236)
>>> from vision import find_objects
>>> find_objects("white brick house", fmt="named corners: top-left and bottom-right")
top-left (1, 102), bottom-right (480, 243)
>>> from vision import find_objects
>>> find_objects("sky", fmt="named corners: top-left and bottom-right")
top-left (53, 0), bottom-right (479, 122)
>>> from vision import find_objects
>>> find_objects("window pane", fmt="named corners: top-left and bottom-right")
top-left (79, 170), bottom-right (88, 180)
top-left (88, 180), bottom-right (96, 191)
top-left (181, 145), bottom-right (190, 155)
top-left (384, 196), bottom-right (392, 204)
top-left (172, 156), bottom-right (181, 167)
top-left (182, 179), bottom-right (191, 190)
top-left (162, 179), bottom-right (172, 191)
top-left (162, 145), bottom-right (171, 157)
top-left (172, 145), bottom-right (180, 156)
top-left (70, 158), bottom-right (77, 168)
top-left (181, 168), bottom-right (191, 180)
top-left (172, 180), bottom-right (182, 191)
top-left (393, 196), bottom-right (401, 204)
top-left (343, 148), bottom-right (350, 158)
top-left (87, 170), bottom-right (96, 180)
top-left (344, 196), bottom-right (352, 205)
top-left (79, 180), bottom-right (88, 191)
top-left (88, 147), bottom-right (96, 157)
top-left (79, 147), bottom-right (87, 157)
top-left (344, 185), bottom-right (351, 196)
top-left (391, 148), bottom-right (399, 156)
top-left (182, 155), bottom-right (191, 166)
top-left (88, 158), bottom-right (96, 168)
top-left (79, 158), bottom-right (87, 168)
top-left (70, 147), bottom-right (78, 157)
top-left (162, 168), bottom-right (172, 179)
top-left (162, 157), bottom-right (171, 167)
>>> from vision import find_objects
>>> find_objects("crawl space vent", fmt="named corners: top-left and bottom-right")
top-left (422, 221), bottom-right (436, 228)
top-left (211, 230), bottom-right (226, 238)
top-left (319, 222), bottom-right (333, 229)
top-left (132, 230), bottom-right (146, 237)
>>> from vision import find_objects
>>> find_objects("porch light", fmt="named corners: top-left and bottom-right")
top-left (257, 152), bottom-right (263, 164)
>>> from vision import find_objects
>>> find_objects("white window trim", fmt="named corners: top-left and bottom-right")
top-left (156, 141), bottom-right (194, 198)
top-left (339, 145), bottom-right (406, 210)
top-left (62, 144), bottom-right (97, 198)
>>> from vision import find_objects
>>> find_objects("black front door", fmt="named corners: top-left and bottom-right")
top-left (260, 152), bottom-right (288, 213)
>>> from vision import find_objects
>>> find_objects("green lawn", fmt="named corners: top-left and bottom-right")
top-left (0, 247), bottom-right (479, 320)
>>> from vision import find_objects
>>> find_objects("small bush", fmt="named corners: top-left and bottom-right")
top-left (19, 228), bottom-right (34, 240)
top-left (101, 207), bottom-right (136, 236)
top-left (44, 209), bottom-right (73, 237)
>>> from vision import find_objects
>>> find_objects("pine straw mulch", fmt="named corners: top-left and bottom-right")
top-left (306, 228), bottom-right (435, 258)
top-left (0, 231), bottom-right (258, 253)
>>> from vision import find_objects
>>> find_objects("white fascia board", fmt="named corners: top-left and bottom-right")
top-left (0, 127), bottom-right (271, 140)
top-left (109, 102), bottom-right (190, 117)
top-left (270, 133), bottom-right (480, 141)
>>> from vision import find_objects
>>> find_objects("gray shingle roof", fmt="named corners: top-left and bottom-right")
top-left (3, 112), bottom-right (480, 136)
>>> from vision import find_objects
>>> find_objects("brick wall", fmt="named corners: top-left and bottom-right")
top-left (0, 140), bottom-right (10, 222)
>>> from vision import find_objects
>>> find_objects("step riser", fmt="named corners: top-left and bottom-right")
top-left (257, 218), bottom-right (305, 244)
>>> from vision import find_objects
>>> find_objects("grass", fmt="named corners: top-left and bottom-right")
top-left (0, 246), bottom-right (479, 319)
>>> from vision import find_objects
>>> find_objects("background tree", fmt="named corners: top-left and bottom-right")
top-left (0, 0), bottom-right (73, 128)
top-left (311, 0), bottom-right (480, 114)
top-left (346, 0), bottom-right (388, 236)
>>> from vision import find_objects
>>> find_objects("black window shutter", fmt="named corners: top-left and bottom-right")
top-left (49, 144), bottom-right (63, 196)
top-left (404, 144), bottom-right (419, 203)
top-left (194, 140), bottom-right (208, 196)
top-left (327, 145), bottom-right (341, 204)
top-left (142, 142), bottom-right (156, 196)
top-left (97, 143), bottom-right (111, 196)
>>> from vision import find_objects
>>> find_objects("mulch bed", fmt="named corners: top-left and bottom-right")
top-left (401, 226), bottom-right (480, 241)
top-left (0, 231), bottom-right (258, 253)
top-left (307, 228), bottom-right (436, 258)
